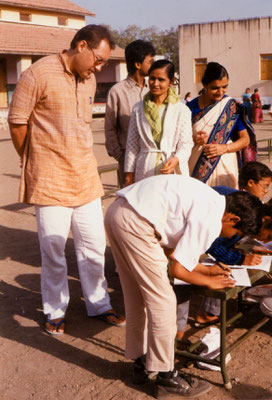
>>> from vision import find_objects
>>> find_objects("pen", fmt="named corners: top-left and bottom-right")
top-left (215, 261), bottom-right (235, 280)
top-left (207, 253), bottom-right (235, 279)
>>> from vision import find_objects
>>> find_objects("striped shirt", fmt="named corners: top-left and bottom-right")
top-left (207, 235), bottom-right (244, 265)
top-left (8, 51), bottom-right (103, 206)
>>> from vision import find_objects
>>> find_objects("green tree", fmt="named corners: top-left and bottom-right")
top-left (110, 25), bottom-right (179, 71)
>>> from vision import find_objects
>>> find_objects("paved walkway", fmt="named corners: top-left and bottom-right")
top-left (1, 114), bottom-right (272, 400)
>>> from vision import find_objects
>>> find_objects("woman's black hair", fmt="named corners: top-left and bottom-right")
top-left (225, 191), bottom-right (264, 236)
top-left (201, 62), bottom-right (229, 86)
top-left (184, 92), bottom-right (191, 100)
top-left (148, 59), bottom-right (175, 81)
top-left (239, 161), bottom-right (272, 188)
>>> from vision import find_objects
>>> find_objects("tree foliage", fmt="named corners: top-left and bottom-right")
top-left (110, 25), bottom-right (179, 71)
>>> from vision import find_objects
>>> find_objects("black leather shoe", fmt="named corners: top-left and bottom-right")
top-left (132, 357), bottom-right (149, 385)
top-left (154, 369), bottom-right (211, 399)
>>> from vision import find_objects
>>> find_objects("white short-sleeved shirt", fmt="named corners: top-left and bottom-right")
top-left (116, 175), bottom-right (225, 271)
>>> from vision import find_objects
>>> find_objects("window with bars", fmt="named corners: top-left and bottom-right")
top-left (58, 16), bottom-right (68, 26)
top-left (260, 54), bottom-right (272, 80)
top-left (194, 58), bottom-right (207, 83)
top-left (20, 12), bottom-right (31, 22)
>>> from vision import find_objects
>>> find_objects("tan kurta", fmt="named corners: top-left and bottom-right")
top-left (8, 52), bottom-right (103, 206)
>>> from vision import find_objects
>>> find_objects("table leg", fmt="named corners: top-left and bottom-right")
top-left (269, 139), bottom-right (272, 162)
top-left (220, 299), bottom-right (232, 390)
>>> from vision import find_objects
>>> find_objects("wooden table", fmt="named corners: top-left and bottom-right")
top-left (175, 267), bottom-right (271, 389)
top-left (256, 138), bottom-right (272, 161)
top-left (98, 163), bottom-right (119, 197)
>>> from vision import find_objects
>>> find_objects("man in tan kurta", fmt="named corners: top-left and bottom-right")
top-left (8, 24), bottom-right (125, 335)
top-left (105, 40), bottom-right (155, 187)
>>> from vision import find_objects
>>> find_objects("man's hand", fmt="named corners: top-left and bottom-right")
top-left (208, 262), bottom-right (231, 276)
top-left (207, 274), bottom-right (235, 290)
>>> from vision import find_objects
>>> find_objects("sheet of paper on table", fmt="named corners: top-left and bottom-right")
top-left (231, 256), bottom-right (272, 272)
top-left (173, 263), bottom-right (252, 287)
top-left (230, 267), bottom-right (251, 286)
top-left (173, 268), bottom-right (251, 286)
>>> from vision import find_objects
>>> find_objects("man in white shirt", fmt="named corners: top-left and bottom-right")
top-left (105, 175), bottom-right (264, 398)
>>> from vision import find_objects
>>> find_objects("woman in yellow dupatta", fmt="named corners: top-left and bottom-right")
top-left (188, 62), bottom-right (256, 188)
top-left (124, 60), bottom-right (193, 186)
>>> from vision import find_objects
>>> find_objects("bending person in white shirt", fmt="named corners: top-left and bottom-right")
top-left (104, 175), bottom-right (264, 398)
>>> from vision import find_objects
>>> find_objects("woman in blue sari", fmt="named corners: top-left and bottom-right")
top-left (188, 62), bottom-right (256, 188)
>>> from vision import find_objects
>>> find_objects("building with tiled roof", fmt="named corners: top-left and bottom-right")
top-left (0, 0), bottom-right (95, 17)
top-left (0, 0), bottom-right (125, 109)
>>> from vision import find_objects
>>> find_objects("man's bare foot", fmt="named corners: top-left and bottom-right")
top-left (45, 318), bottom-right (65, 335)
top-left (195, 311), bottom-right (219, 327)
top-left (176, 330), bottom-right (185, 341)
top-left (96, 309), bottom-right (126, 327)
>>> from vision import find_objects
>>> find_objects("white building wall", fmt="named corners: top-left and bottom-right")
top-left (0, 6), bottom-right (85, 28)
top-left (179, 17), bottom-right (272, 102)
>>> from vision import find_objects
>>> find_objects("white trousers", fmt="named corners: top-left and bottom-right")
top-left (35, 198), bottom-right (111, 320)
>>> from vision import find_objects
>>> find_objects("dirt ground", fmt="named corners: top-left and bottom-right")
top-left (1, 116), bottom-right (272, 400)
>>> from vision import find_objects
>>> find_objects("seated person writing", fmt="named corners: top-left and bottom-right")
top-left (176, 161), bottom-right (272, 338)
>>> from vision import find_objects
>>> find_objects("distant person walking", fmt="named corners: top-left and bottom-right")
top-left (242, 87), bottom-right (252, 122)
top-left (8, 25), bottom-right (125, 335)
top-left (105, 40), bottom-right (155, 187)
top-left (251, 88), bottom-right (263, 123)
top-left (184, 92), bottom-right (192, 104)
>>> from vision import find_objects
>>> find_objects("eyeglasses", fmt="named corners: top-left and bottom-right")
top-left (89, 47), bottom-right (107, 67)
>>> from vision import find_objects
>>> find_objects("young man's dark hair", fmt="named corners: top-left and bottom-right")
top-left (239, 161), bottom-right (272, 188)
top-left (70, 24), bottom-right (115, 50)
top-left (225, 191), bottom-right (264, 236)
top-left (125, 40), bottom-right (155, 75)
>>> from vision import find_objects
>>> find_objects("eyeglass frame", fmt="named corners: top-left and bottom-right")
top-left (89, 46), bottom-right (108, 67)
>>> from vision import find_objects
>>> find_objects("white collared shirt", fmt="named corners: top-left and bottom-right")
top-left (117, 175), bottom-right (225, 271)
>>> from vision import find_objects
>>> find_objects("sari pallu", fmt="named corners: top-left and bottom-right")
top-left (189, 96), bottom-right (257, 188)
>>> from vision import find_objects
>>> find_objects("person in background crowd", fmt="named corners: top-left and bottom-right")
top-left (251, 88), bottom-right (264, 123)
top-left (242, 87), bottom-right (252, 122)
top-left (105, 40), bottom-right (155, 187)
top-left (184, 91), bottom-right (192, 104)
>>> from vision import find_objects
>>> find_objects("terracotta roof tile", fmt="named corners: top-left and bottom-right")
top-left (0, 0), bottom-right (94, 17)
top-left (0, 21), bottom-right (124, 59)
